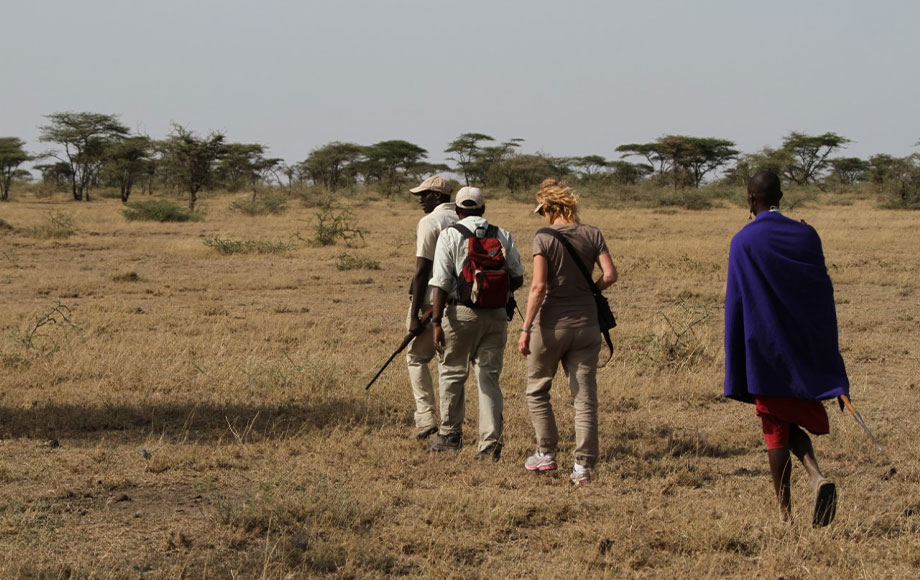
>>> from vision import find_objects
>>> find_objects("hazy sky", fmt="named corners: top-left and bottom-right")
top-left (4, 0), bottom-right (918, 167)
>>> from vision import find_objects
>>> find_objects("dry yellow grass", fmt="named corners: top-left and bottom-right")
top-left (0, 191), bottom-right (918, 579)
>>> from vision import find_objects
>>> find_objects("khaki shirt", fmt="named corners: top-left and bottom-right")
top-left (414, 203), bottom-right (458, 304)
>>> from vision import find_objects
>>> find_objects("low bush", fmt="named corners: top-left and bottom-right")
top-left (314, 209), bottom-right (366, 247)
top-left (122, 200), bottom-right (202, 222)
top-left (203, 236), bottom-right (292, 255)
top-left (335, 253), bottom-right (380, 271)
top-left (112, 272), bottom-right (141, 282)
top-left (657, 191), bottom-right (713, 210)
top-left (25, 212), bottom-right (75, 239)
top-left (229, 193), bottom-right (289, 216)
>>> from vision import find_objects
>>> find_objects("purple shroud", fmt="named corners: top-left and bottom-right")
top-left (723, 212), bottom-right (849, 403)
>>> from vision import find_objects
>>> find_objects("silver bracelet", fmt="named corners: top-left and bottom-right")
top-left (521, 327), bottom-right (532, 334)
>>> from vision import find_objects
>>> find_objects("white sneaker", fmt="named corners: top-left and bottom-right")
top-left (524, 450), bottom-right (557, 471)
top-left (570, 464), bottom-right (591, 486)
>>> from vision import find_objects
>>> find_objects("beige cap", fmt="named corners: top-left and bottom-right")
top-left (455, 186), bottom-right (485, 209)
top-left (410, 175), bottom-right (453, 195)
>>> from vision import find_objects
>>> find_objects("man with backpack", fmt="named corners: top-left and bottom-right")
top-left (428, 186), bottom-right (525, 461)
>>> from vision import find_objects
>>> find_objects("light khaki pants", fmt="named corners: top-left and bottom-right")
top-left (406, 304), bottom-right (437, 429)
top-left (525, 325), bottom-right (601, 468)
top-left (437, 304), bottom-right (507, 452)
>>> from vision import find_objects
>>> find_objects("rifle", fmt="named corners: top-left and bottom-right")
top-left (364, 306), bottom-right (433, 390)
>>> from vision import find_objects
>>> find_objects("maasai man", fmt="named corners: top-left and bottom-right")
top-left (724, 171), bottom-right (849, 527)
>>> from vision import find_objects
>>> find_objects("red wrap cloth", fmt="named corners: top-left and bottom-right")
top-left (754, 395), bottom-right (829, 449)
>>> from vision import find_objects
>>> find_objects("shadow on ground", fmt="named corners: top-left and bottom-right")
top-left (0, 397), bottom-right (396, 442)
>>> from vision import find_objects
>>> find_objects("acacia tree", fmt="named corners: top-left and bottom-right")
top-left (608, 160), bottom-right (654, 185)
top-left (881, 154), bottom-right (920, 209)
top-left (682, 138), bottom-right (739, 187)
top-left (445, 133), bottom-right (494, 185)
top-left (828, 157), bottom-right (870, 185)
top-left (217, 143), bottom-right (282, 192)
top-left (868, 154), bottom-right (899, 185)
top-left (406, 161), bottom-right (451, 183)
top-left (0, 137), bottom-right (32, 201)
top-left (360, 140), bottom-right (428, 197)
top-left (779, 132), bottom-right (850, 185)
top-left (480, 139), bottom-right (525, 187)
top-left (104, 135), bottom-right (153, 202)
top-left (572, 155), bottom-right (608, 180)
top-left (617, 135), bottom-right (736, 189)
top-left (497, 153), bottom-right (555, 192)
top-left (301, 141), bottom-right (363, 192)
top-left (158, 124), bottom-right (226, 210)
top-left (38, 112), bottom-right (129, 201)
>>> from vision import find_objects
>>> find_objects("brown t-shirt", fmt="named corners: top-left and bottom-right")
top-left (533, 224), bottom-right (610, 329)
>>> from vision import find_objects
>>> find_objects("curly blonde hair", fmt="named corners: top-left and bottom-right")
top-left (536, 178), bottom-right (580, 223)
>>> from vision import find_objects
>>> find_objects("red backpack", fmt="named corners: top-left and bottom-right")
top-left (452, 223), bottom-right (510, 309)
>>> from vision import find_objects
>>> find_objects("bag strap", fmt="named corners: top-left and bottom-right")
top-left (536, 228), bottom-right (596, 292)
top-left (537, 227), bottom-right (613, 365)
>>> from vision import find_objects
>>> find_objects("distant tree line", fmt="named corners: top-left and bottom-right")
top-left (1, 111), bottom-right (918, 209)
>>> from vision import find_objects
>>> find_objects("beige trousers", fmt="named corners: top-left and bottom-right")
top-left (406, 304), bottom-right (437, 429)
top-left (437, 304), bottom-right (508, 452)
top-left (525, 325), bottom-right (601, 468)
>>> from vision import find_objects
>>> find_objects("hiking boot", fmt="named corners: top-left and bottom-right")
top-left (524, 450), bottom-right (557, 472)
top-left (570, 465), bottom-right (592, 487)
top-left (429, 432), bottom-right (462, 452)
top-left (415, 425), bottom-right (438, 440)
top-left (477, 444), bottom-right (502, 462)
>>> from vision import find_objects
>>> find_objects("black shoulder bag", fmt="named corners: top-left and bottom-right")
top-left (537, 227), bottom-right (616, 366)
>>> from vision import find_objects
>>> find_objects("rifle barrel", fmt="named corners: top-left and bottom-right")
top-left (363, 307), bottom-right (433, 391)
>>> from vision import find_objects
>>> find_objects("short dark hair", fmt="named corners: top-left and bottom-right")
top-left (456, 205), bottom-right (485, 218)
top-left (748, 171), bottom-right (783, 206)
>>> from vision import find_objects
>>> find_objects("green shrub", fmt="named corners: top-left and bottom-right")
top-left (25, 212), bottom-right (75, 239)
top-left (297, 188), bottom-right (336, 209)
top-left (229, 193), bottom-right (289, 216)
top-left (314, 209), bottom-right (366, 247)
top-left (122, 200), bottom-right (202, 222)
top-left (203, 236), bottom-right (292, 255)
top-left (657, 191), bottom-right (713, 210)
top-left (781, 190), bottom-right (818, 210)
top-left (335, 253), bottom-right (381, 271)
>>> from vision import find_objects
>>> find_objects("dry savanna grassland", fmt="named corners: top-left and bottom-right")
top-left (0, 188), bottom-right (918, 579)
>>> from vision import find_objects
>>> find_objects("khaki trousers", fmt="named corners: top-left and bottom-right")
top-left (437, 304), bottom-right (507, 452)
top-left (525, 325), bottom-right (601, 468)
top-left (406, 304), bottom-right (437, 429)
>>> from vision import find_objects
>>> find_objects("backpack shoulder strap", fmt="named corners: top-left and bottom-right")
top-left (453, 222), bottom-right (499, 240)
top-left (451, 223), bottom-right (473, 238)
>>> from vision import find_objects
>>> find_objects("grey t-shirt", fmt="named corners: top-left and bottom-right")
top-left (533, 223), bottom-right (610, 329)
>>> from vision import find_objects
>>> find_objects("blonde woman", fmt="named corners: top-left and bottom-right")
top-left (518, 179), bottom-right (618, 485)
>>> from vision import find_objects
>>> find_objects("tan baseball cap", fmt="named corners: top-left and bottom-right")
top-left (410, 175), bottom-right (453, 195)
top-left (455, 186), bottom-right (485, 209)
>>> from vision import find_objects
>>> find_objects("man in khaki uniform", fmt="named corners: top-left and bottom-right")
top-left (406, 176), bottom-right (456, 439)
top-left (429, 187), bottom-right (524, 460)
